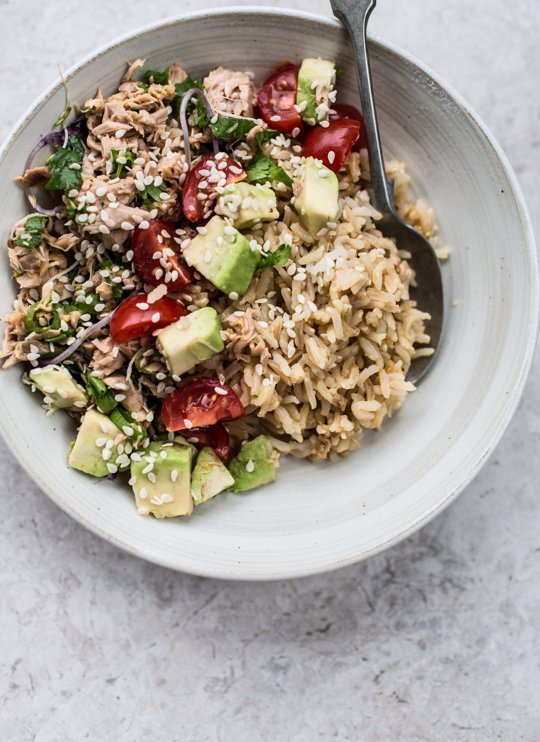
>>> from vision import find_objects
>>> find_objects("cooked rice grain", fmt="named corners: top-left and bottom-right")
top-left (208, 160), bottom-right (432, 460)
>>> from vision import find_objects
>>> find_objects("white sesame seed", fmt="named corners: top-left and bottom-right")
top-left (161, 494), bottom-right (174, 504)
top-left (183, 419), bottom-right (193, 429)
top-left (136, 302), bottom-right (149, 310)
top-left (151, 312), bottom-right (161, 323)
top-left (170, 469), bottom-right (179, 483)
top-left (148, 472), bottom-right (157, 484)
top-left (137, 506), bottom-right (149, 515)
top-left (229, 292), bottom-right (239, 301)
top-left (122, 425), bottom-right (134, 436)
top-left (115, 129), bottom-right (127, 138)
top-left (121, 221), bottom-right (135, 231)
top-left (327, 150), bottom-right (336, 165)
top-left (245, 460), bottom-right (255, 473)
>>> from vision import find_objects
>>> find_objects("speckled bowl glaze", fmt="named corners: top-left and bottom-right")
top-left (0, 8), bottom-right (537, 580)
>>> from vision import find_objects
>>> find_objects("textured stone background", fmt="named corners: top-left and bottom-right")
top-left (1, 1), bottom-right (539, 740)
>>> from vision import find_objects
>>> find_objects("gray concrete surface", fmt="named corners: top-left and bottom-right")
top-left (0, 1), bottom-right (539, 740)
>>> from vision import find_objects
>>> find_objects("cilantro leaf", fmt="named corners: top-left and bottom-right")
top-left (209, 115), bottom-right (257, 141)
top-left (135, 180), bottom-right (168, 207)
top-left (45, 134), bottom-right (85, 192)
top-left (143, 68), bottom-right (170, 85)
top-left (171, 76), bottom-right (204, 116)
top-left (246, 150), bottom-right (292, 188)
top-left (255, 244), bottom-right (292, 273)
top-left (111, 149), bottom-right (135, 178)
top-left (13, 216), bottom-right (48, 249)
top-left (255, 128), bottom-right (280, 146)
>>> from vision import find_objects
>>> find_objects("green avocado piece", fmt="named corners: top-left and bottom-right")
top-left (216, 182), bottom-right (279, 229)
top-left (130, 442), bottom-right (193, 518)
top-left (294, 156), bottom-right (339, 237)
top-left (68, 408), bottom-right (122, 478)
top-left (156, 306), bottom-right (224, 377)
top-left (191, 447), bottom-right (235, 505)
top-left (30, 365), bottom-right (88, 410)
top-left (296, 58), bottom-right (336, 125)
top-left (228, 435), bottom-right (279, 493)
top-left (183, 215), bottom-right (260, 297)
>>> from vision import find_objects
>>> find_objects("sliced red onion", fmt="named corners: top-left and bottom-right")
top-left (39, 313), bottom-right (111, 367)
top-left (24, 116), bottom-right (86, 174)
top-left (27, 193), bottom-right (64, 217)
top-left (23, 116), bottom-right (87, 214)
top-left (179, 88), bottom-right (219, 169)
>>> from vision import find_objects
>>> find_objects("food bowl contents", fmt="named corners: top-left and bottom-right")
top-left (1, 57), bottom-right (441, 518)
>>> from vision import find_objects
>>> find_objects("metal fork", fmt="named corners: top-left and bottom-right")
top-left (330, 0), bottom-right (444, 383)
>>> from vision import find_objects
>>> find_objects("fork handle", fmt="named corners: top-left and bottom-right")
top-left (330, 0), bottom-right (395, 216)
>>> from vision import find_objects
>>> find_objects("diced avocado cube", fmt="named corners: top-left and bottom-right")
top-left (156, 306), bottom-right (224, 377)
top-left (216, 182), bottom-right (279, 229)
top-left (294, 157), bottom-right (339, 237)
top-left (30, 365), bottom-right (87, 410)
top-left (183, 215), bottom-right (260, 296)
top-left (191, 447), bottom-right (235, 505)
top-left (296, 58), bottom-right (336, 125)
top-left (68, 408), bottom-right (122, 478)
top-left (228, 435), bottom-right (279, 493)
top-left (130, 442), bottom-right (193, 518)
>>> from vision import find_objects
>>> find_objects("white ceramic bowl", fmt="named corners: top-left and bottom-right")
top-left (0, 8), bottom-right (537, 580)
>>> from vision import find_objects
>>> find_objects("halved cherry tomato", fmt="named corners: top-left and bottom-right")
top-left (182, 154), bottom-right (246, 223)
top-left (110, 294), bottom-right (187, 344)
top-left (162, 377), bottom-right (245, 432)
top-left (257, 64), bottom-right (303, 135)
top-left (131, 219), bottom-right (194, 292)
top-left (329, 103), bottom-right (368, 150)
top-left (302, 119), bottom-right (361, 173)
top-left (182, 423), bottom-right (231, 461)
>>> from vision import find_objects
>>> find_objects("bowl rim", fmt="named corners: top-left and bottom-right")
top-left (0, 6), bottom-right (538, 580)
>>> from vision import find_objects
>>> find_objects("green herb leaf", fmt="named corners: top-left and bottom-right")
top-left (143, 68), bottom-right (170, 85)
top-left (111, 149), bottom-right (135, 179)
top-left (53, 105), bottom-right (72, 129)
top-left (255, 244), bottom-right (292, 273)
top-left (45, 134), bottom-right (85, 192)
top-left (171, 76), bottom-right (204, 116)
top-left (85, 370), bottom-right (117, 414)
top-left (13, 216), bottom-right (48, 249)
top-left (110, 407), bottom-right (146, 441)
top-left (246, 150), bottom-right (292, 188)
top-left (209, 115), bottom-right (258, 141)
top-left (135, 180), bottom-right (168, 207)
top-left (255, 128), bottom-right (280, 146)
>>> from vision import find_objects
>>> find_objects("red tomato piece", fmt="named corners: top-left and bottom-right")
top-left (182, 423), bottom-right (231, 461)
top-left (162, 377), bottom-right (245, 432)
top-left (329, 103), bottom-right (368, 150)
top-left (182, 154), bottom-right (246, 223)
top-left (302, 119), bottom-right (361, 173)
top-left (257, 64), bottom-right (304, 135)
top-left (110, 295), bottom-right (188, 344)
top-left (131, 219), bottom-right (194, 292)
